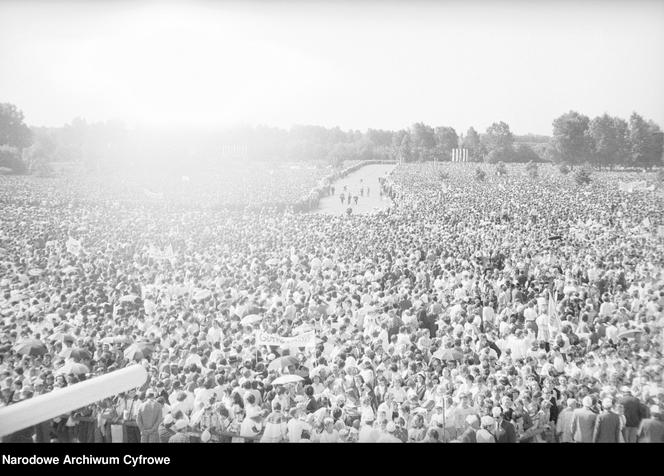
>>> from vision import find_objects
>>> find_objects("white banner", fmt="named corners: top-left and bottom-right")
top-left (256, 330), bottom-right (315, 348)
top-left (66, 237), bottom-right (82, 256)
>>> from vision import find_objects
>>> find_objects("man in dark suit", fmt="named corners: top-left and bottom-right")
top-left (593, 397), bottom-right (621, 443)
top-left (571, 396), bottom-right (597, 443)
top-left (637, 406), bottom-right (664, 443)
top-left (620, 387), bottom-right (646, 443)
top-left (458, 414), bottom-right (480, 443)
top-left (493, 406), bottom-right (517, 443)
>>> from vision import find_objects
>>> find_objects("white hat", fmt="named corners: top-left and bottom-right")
top-left (480, 416), bottom-right (495, 427)
top-left (651, 405), bottom-right (661, 415)
top-left (491, 407), bottom-right (502, 418)
top-left (200, 429), bottom-right (211, 442)
top-left (386, 421), bottom-right (396, 433)
top-left (163, 414), bottom-right (174, 426)
top-left (602, 397), bottom-right (613, 409)
top-left (465, 414), bottom-right (479, 426)
top-left (582, 396), bottom-right (593, 408)
top-left (174, 419), bottom-right (187, 431)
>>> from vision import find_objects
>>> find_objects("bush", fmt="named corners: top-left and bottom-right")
top-left (559, 162), bottom-right (570, 175)
top-left (0, 146), bottom-right (27, 174)
top-left (574, 166), bottom-right (592, 185)
top-left (525, 160), bottom-right (538, 178)
top-left (439, 171), bottom-right (449, 180)
top-left (657, 168), bottom-right (664, 184)
top-left (475, 167), bottom-right (486, 181)
top-left (495, 161), bottom-right (507, 176)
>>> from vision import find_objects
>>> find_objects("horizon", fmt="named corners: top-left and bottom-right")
top-left (1, 0), bottom-right (663, 136)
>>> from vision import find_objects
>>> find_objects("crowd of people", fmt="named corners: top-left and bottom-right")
top-left (1, 161), bottom-right (663, 443)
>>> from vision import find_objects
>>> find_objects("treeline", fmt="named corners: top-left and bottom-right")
top-left (0, 102), bottom-right (662, 174)
top-left (549, 111), bottom-right (663, 170)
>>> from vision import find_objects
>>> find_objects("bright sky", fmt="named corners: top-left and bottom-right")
top-left (1, 0), bottom-right (663, 135)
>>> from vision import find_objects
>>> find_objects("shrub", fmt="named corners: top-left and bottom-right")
top-left (495, 161), bottom-right (507, 176)
top-left (475, 167), bottom-right (486, 181)
top-left (525, 160), bottom-right (538, 178)
top-left (574, 166), bottom-right (592, 185)
top-left (559, 162), bottom-right (570, 175)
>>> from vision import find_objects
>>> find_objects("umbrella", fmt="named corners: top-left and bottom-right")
top-left (617, 329), bottom-right (644, 340)
top-left (119, 294), bottom-right (138, 303)
top-left (271, 374), bottom-right (303, 385)
top-left (28, 268), bottom-right (43, 277)
top-left (548, 235), bottom-right (563, 241)
top-left (54, 360), bottom-right (89, 376)
top-left (69, 348), bottom-right (92, 361)
top-left (12, 339), bottom-right (47, 357)
top-left (240, 314), bottom-right (262, 326)
top-left (124, 342), bottom-right (154, 360)
top-left (50, 332), bottom-right (75, 344)
top-left (433, 348), bottom-right (464, 362)
top-left (265, 258), bottom-right (279, 266)
top-left (267, 355), bottom-right (298, 372)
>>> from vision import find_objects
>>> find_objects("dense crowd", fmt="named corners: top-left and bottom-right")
top-left (1, 162), bottom-right (663, 443)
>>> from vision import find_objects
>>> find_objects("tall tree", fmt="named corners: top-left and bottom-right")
top-left (398, 133), bottom-right (414, 163)
top-left (0, 103), bottom-right (32, 152)
top-left (434, 126), bottom-right (458, 161)
top-left (462, 127), bottom-right (482, 161)
top-left (588, 114), bottom-right (624, 169)
top-left (482, 122), bottom-right (514, 161)
top-left (629, 113), bottom-right (656, 169)
top-left (552, 111), bottom-right (591, 167)
top-left (410, 123), bottom-right (436, 161)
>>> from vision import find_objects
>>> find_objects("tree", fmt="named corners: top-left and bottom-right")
top-left (0, 103), bottom-right (32, 151)
top-left (552, 111), bottom-right (591, 167)
top-left (483, 122), bottom-right (515, 160)
top-left (628, 113), bottom-right (663, 170)
top-left (462, 127), bottom-right (483, 161)
top-left (411, 123), bottom-right (436, 161)
top-left (588, 114), bottom-right (630, 169)
top-left (398, 133), bottom-right (414, 163)
top-left (434, 126), bottom-right (458, 161)
top-left (514, 144), bottom-right (541, 163)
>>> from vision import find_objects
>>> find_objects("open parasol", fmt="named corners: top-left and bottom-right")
top-left (54, 360), bottom-right (89, 376)
top-left (12, 339), bottom-right (47, 357)
top-left (271, 374), bottom-right (303, 385)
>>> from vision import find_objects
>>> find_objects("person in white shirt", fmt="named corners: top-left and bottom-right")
top-left (286, 407), bottom-right (311, 442)
top-left (476, 416), bottom-right (496, 443)
top-left (376, 421), bottom-right (402, 443)
top-left (358, 417), bottom-right (380, 442)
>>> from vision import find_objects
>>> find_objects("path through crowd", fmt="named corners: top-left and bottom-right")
top-left (314, 163), bottom-right (396, 215)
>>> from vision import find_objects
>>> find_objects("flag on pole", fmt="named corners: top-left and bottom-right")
top-left (548, 291), bottom-right (562, 338)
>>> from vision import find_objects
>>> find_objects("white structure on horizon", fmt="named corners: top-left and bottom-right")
top-left (451, 148), bottom-right (468, 162)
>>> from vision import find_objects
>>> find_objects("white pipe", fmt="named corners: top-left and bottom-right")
top-left (0, 365), bottom-right (148, 438)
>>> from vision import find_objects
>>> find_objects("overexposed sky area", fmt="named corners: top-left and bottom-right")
top-left (1, 0), bottom-right (663, 135)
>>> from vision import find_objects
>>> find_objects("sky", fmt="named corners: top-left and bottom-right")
top-left (1, 0), bottom-right (663, 135)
